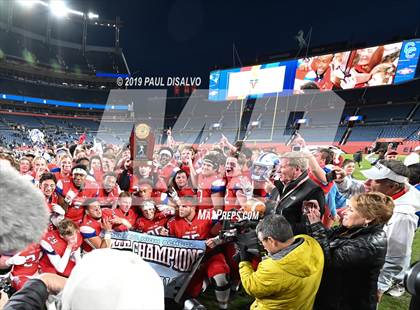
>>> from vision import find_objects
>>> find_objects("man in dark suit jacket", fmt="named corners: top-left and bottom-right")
top-left (269, 152), bottom-right (325, 235)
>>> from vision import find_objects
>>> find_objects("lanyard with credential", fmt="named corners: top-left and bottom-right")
top-left (279, 175), bottom-right (309, 204)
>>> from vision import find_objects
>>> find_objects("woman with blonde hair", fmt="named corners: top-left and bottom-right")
top-left (306, 192), bottom-right (394, 310)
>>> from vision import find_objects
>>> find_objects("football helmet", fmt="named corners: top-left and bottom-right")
top-left (251, 152), bottom-right (280, 181)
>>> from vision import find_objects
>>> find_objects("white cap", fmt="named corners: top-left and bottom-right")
top-left (159, 149), bottom-right (172, 157)
top-left (415, 145), bottom-right (420, 152)
top-left (61, 249), bottom-right (164, 310)
top-left (404, 152), bottom-right (420, 167)
top-left (361, 163), bottom-right (408, 183)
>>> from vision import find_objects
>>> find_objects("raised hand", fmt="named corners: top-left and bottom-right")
top-left (239, 176), bottom-right (254, 200)
top-left (306, 206), bottom-right (321, 224)
top-left (101, 217), bottom-right (113, 232)
top-left (168, 187), bottom-right (180, 202)
top-left (159, 227), bottom-right (169, 236)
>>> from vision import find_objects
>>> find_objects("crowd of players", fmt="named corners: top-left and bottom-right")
top-left (0, 131), bottom-right (419, 309)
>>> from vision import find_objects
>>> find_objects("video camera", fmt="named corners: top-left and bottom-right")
top-left (405, 260), bottom-right (420, 310)
top-left (0, 274), bottom-right (14, 298)
top-left (218, 209), bottom-right (266, 259)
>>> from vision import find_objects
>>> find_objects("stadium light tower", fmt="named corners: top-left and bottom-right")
top-left (13, 0), bottom-right (115, 49)
top-left (49, 0), bottom-right (84, 18)
top-left (50, 0), bottom-right (68, 17)
top-left (88, 12), bottom-right (99, 19)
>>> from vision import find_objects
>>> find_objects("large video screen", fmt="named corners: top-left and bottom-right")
top-left (294, 42), bottom-right (402, 92)
top-left (209, 60), bottom-right (297, 101)
top-left (209, 39), bottom-right (419, 101)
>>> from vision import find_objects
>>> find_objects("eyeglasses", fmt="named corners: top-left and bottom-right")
top-left (258, 236), bottom-right (268, 245)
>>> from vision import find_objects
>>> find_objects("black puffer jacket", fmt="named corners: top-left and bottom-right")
top-left (271, 171), bottom-right (325, 235)
top-left (3, 279), bottom-right (48, 310)
top-left (308, 222), bottom-right (387, 310)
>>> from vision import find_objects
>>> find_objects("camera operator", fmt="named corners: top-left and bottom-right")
top-left (239, 214), bottom-right (324, 309)
top-left (270, 152), bottom-right (325, 234)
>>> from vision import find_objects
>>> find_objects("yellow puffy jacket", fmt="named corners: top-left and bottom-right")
top-left (239, 234), bottom-right (324, 310)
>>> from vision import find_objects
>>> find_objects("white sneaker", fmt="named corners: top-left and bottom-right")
top-left (387, 284), bottom-right (405, 297)
top-left (184, 299), bottom-right (206, 310)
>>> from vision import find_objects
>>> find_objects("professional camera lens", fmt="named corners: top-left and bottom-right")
top-left (404, 261), bottom-right (420, 296)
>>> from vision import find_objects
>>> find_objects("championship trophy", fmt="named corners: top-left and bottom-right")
top-left (130, 123), bottom-right (155, 171)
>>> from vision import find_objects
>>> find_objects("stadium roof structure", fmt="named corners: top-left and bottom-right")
top-left (2, 1), bottom-right (124, 54)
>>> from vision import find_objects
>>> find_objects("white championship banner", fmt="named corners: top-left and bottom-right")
top-left (110, 231), bottom-right (206, 298)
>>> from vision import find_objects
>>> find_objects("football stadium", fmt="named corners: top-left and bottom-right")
top-left (0, 1), bottom-right (419, 309)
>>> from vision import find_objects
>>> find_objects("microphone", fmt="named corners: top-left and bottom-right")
top-left (0, 165), bottom-right (49, 254)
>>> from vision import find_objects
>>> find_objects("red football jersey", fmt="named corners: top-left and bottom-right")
top-left (154, 176), bottom-right (168, 193)
top-left (54, 173), bottom-right (72, 187)
top-left (97, 187), bottom-right (120, 208)
top-left (197, 174), bottom-right (225, 210)
top-left (167, 214), bottom-right (213, 240)
top-left (179, 163), bottom-right (191, 176)
top-left (45, 192), bottom-right (59, 213)
top-left (80, 209), bottom-right (113, 252)
top-left (134, 212), bottom-right (169, 235)
top-left (129, 174), bottom-right (139, 193)
top-left (110, 207), bottom-right (138, 232)
top-left (10, 243), bottom-right (42, 291)
top-left (158, 163), bottom-right (176, 184)
top-left (45, 193), bottom-right (60, 232)
top-left (58, 180), bottom-right (99, 224)
top-left (90, 169), bottom-right (104, 184)
top-left (39, 230), bottom-right (83, 277)
top-left (177, 187), bottom-right (196, 198)
top-left (10, 243), bottom-right (42, 278)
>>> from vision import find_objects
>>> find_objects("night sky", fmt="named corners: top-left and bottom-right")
top-left (9, 0), bottom-right (420, 82)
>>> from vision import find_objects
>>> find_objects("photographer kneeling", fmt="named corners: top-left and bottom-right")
top-left (239, 214), bottom-right (324, 310)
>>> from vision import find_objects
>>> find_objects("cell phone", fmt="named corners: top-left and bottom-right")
top-left (302, 201), bottom-right (316, 214)
top-left (292, 145), bottom-right (302, 152)
top-left (326, 170), bottom-right (337, 183)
